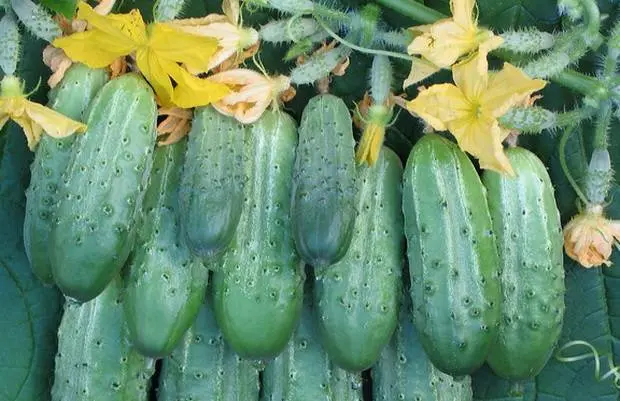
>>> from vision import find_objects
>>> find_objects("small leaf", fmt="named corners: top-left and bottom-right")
top-left (39, 0), bottom-right (78, 19)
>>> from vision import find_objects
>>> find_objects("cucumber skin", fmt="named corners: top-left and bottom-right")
top-left (158, 292), bottom-right (260, 401)
top-left (483, 147), bottom-right (565, 380)
top-left (291, 94), bottom-right (357, 267)
top-left (402, 133), bottom-right (501, 376)
top-left (314, 147), bottom-right (403, 372)
top-left (179, 106), bottom-right (245, 258)
top-left (51, 276), bottom-right (155, 401)
top-left (262, 282), bottom-right (363, 401)
top-left (24, 63), bottom-right (108, 284)
top-left (49, 74), bottom-right (157, 302)
top-left (212, 110), bottom-right (304, 360)
top-left (124, 139), bottom-right (209, 358)
top-left (372, 293), bottom-right (473, 401)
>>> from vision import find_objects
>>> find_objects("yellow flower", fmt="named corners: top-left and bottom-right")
top-left (563, 205), bottom-right (620, 268)
top-left (156, 106), bottom-right (192, 146)
top-left (405, 0), bottom-right (503, 86)
top-left (354, 92), bottom-right (394, 166)
top-left (168, 0), bottom-right (259, 71)
top-left (52, 1), bottom-right (229, 108)
top-left (0, 76), bottom-right (86, 150)
top-left (208, 69), bottom-right (291, 124)
top-left (407, 53), bottom-right (546, 175)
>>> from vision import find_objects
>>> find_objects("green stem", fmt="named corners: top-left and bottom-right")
top-left (593, 101), bottom-right (612, 150)
top-left (581, 0), bottom-right (601, 38)
top-left (373, 0), bottom-right (607, 97)
top-left (559, 125), bottom-right (590, 205)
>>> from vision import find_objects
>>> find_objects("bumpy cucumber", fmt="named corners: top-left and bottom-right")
top-left (402, 133), bottom-right (501, 376)
top-left (24, 63), bottom-right (108, 284)
top-left (179, 106), bottom-right (245, 258)
top-left (291, 94), bottom-right (357, 267)
top-left (158, 290), bottom-right (260, 401)
top-left (49, 74), bottom-right (157, 302)
top-left (372, 292), bottom-right (473, 401)
top-left (124, 139), bottom-right (209, 358)
top-left (212, 110), bottom-right (304, 359)
top-left (482, 147), bottom-right (564, 380)
top-left (51, 276), bottom-right (155, 401)
top-left (314, 147), bottom-right (403, 372)
top-left (262, 280), bottom-right (363, 401)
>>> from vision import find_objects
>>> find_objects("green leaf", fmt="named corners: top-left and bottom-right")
top-left (39, 0), bottom-right (77, 19)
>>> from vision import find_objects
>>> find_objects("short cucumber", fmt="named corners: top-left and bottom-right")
top-left (24, 63), bottom-right (108, 284)
top-left (51, 275), bottom-right (155, 401)
top-left (158, 288), bottom-right (260, 401)
top-left (212, 110), bottom-right (304, 359)
top-left (402, 133), bottom-right (501, 376)
top-left (482, 147), bottom-right (565, 380)
top-left (262, 279), bottom-right (363, 401)
top-left (179, 106), bottom-right (245, 258)
top-left (49, 73), bottom-right (157, 302)
top-left (372, 291), bottom-right (473, 401)
top-left (291, 94), bottom-right (357, 267)
top-left (124, 139), bottom-right (209, 358)
top-left (314, 147), bottom-right (403, 372)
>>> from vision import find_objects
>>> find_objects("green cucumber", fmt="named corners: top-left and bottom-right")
top-left (24, 63), bottom-right (108, 284)
top-left (49, 73), bottom-right (157, 302)
top-left (314, 146), bottom-right (403, 372)
top-left (262, 279), bottom-right (363, 401)
top-left (179, 106), bottom-right (245, 258)
top-left (402, 133), bottom-right (501, 376)
top-left (291, 93), bottom-right (357, 267)
top-left (482, 147), bottom-right (564, 380)
top-left (372, 291), bottom-right (473, 401)
top-left (51, 275), bottom-right (155, 401)
top-left (124, 139), bottom-right (209, 358)
top-left (158, 289), bottom-right (260, 401)
top-left (212, 109), bottom-right (304, 359)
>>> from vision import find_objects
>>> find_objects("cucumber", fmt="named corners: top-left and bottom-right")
top-left (49, 73), bottom-right (157, 302)
top-left (482, 147), bottom-right (564, 380)
top-left (212, 109), bottom-right (304, 359)
top-left (291, 93), bottom-right (357, 267)
top-left (179, 106), bottom-right (245, 258)
top-left (262, 279), bottom-right (363, 401)
top-left (24, 63), bottom-right (108, 284)
top-left (158, 288), bottom-right (260, 401)
top-left (314, 147), bottom-right (403, 372)
top-left (51, 275), bottom-right (155, 401)
top-left (124, 139), bottom-right (209, 358)
top-left (372, 291), bottom-right (473, 401)
top-left (402, 133), bottom-right (501, 376)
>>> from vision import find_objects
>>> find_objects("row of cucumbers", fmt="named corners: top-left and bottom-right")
top-left (27, 63), bottom-right (564, 386)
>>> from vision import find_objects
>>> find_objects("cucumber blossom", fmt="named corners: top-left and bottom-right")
top-left (402, 133), bottom-right (501, 376)
top-left (291, 94), bottom-right (357, 268)
top-left (314, 147), bottom-right (403, 372)
top-left (124, 139), bottom-right (209, 358)
top-left (24, 63), bottom-right (108, 284)
top-left (49, 73), bottom-right (157, 302)
top-left (179, 106), bottom-right (246, 258)
top-left (212, 109), bottom-right (304, 360)
top-left (483, 147), bottom-right (565, 380)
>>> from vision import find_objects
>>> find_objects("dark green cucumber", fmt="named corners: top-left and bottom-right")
top-left (179, 106), bottom-right (245, 258)
top-left (262, 280), bottom-right (363, 401)
top-left (402, 133), bottom-right (501, 376)
top-left (482, 147), bottom-right (564, 380)
top-left (314, 146), bottom-right (403, 372)
top-left (212, 110), bottom-right (304, 359)
top-left (158, 289), bottom-right (260, 401)
top-left (51, 275), bottom-right (155, 401)
top-left (291, 94), bottom-right (357, 267)
top-left (49, 73), bottom-right (157, 302)
top-left (124, 139), bottom-right (209, 358)
top-left (24, 63), bottom-right (108, 284)
top-left (372, 291), bottom-right (473, 401)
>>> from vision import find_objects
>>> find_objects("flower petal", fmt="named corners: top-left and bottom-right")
top-left (415, 20), bottom-right (475, 68)
top-left (77, 2), bottom-right (146, 43)
top-left (223, 0), bottom-right (240, 24)
top-left (208, 68), bottom-right (265, 86)
top-left (452, 52), bottom-right (488, 101)
top-left (168, 64), bottom-right (230, 108)
top-left (451, 0), bottom-right (476, 30)
top-left (481, 62), bottom-right (547, 118)
top-left (135, 49), bottom-right (175, 107)
top-left (447, 114), bottom-right (515, 175)
top-left (12, 115), bottom-right (41, 150)
top-left (150, 23), bottom-right (219, 74)
top-left (0, 113), bottom-right (9, 132)
top-left (355, 123), bottom-right (385, 165)
top-left (407, 84), bottom-right (470, 131)
top-left (25, 101), bottom-right (87, 141)
top-left (403, 57), bottom-right (440, 88)
top-left (53, 30), bottom-right (134, 68)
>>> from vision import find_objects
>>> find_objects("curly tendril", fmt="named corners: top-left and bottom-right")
top-left (555, 340), bottom-right (620, 388)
